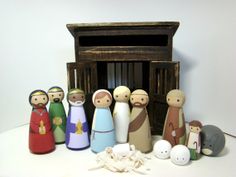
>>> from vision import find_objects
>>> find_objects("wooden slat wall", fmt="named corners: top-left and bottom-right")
top-left (149, 61), bottom-right (180, 134)
top-left (67, 62), bottom-right (97, 94)
top-left (107, 62), bottom-right (145, 90)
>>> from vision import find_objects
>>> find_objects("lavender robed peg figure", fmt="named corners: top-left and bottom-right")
top-left (128, 89), bottom-right (152, 153)
top-left (162, 89), bottom-right (186, 146)
top-left (113, 86), bottom-right (131, 143)
top-left (91, 89), bottom-right (116, 153)
top-left (65, 89), bottom-right (90, 150)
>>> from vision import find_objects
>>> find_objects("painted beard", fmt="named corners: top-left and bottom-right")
top-left (134, 102), bottom-right (142, 106)
top-left (132, 102), bottom-right (146, 108)
top-left (53, 98), bottom-right (60, 103)
top-left (33, 103), bottom-right (46, 109)
top-left (69, 100), bottom-right (85, 106)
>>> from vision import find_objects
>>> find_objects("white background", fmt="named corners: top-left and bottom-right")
top-left (0, 0), bottom-right (235, 135)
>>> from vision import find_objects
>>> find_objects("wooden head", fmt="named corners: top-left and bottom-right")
top-left (189, 120), bottom-right (202, 133)
top-left (47, 86), bottom-right (64, 103)
top-left (166, 89), bottom-right (185, 108)
top-left (29, 90), bottom-right (48, 108)
top-left (67, 88), bottom-right (85, 106)
top-left (130, 89), bottom-right (149, 108)
top-left (92, 89), bottom-right (112, 108)
top-left (113, 86), bottom-right (131, 102)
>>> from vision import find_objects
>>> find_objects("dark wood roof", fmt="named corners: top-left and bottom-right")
top-left (66, 21), bottom-right (179, 37)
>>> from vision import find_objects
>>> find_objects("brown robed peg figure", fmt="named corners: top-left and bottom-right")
top-left (162, 89), bottom-right (186, 146)
top-left (128, 89), bottom-right (152, 153)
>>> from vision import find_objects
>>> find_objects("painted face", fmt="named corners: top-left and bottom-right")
top-left (170, 145), bottom-right (190, 166)
top-left (189, 126), bottom-right (201, 133)
top-left (48, 91), bottom-right (64, 103)
top-left (30, 93), bottom-right (48, 108)
top-left (94, 95), bottom-right (112, 108)
top-left (113, 86), bottom-right (131, 102)
top-left (93, 89), bottom-right (112, 108)
top-left (201, 134), bottom-right (217, 156)
top-left (154, 140), bottom-right (172, 159)
top-left (68, 93), bottom-right (85, 106)
top-left (166, 89), bottom-right (185, 108)
top-left (130, 89), bottom-right (149, 108)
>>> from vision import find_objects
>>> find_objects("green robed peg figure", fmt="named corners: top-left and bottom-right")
top-left (47, 86), bottom-right (67, 144)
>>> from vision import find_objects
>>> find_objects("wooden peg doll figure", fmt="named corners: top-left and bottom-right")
top-left (91, 89), bottom-right (116, 153)
top-left (128, 89), bottom-right (152, 153)
top-left (28, 90), bottom-right (55, 154)
top-left (65, 89), bottom-right (90, 150)
top-left (186, 120), bottom-right (202, 160)
top-left (48, 86), bottom-right (67, 144)
top-left (162, 89), bottom-right (186, 147)
top-left (113, 86), bottom-right (131, 143)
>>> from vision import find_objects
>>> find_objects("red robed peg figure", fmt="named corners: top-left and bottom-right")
top-left (28, 90), bottom-right (55, 154)
top-left (162, 89), bottom-right (186, 146)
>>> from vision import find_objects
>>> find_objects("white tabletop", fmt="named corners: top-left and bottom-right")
top-left (0, 125), bottom-right (235, 177)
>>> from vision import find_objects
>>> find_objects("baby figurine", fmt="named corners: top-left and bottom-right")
top-left (186, 120), bottom-right (202, 160)
top-left (162, 89), bottom-right (186, 146)
top-left (113, 86), bottom-right (131, 143)
top-left (91, 89), bottom-right (116, 153)
top-left (128, 89), bottom-right (152, 153)
top-left (47, 86), bottom-right (67, 144)
top-left (28, 90), bottom-right (55, 154)
top-left (66, 89), bottom-right (90, 150)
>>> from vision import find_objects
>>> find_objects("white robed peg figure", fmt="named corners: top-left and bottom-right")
top-left (113, 86), bottom-right (131, 143)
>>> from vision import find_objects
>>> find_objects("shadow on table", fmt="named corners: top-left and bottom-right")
top-left (216, 147), bottom-right (230, 157)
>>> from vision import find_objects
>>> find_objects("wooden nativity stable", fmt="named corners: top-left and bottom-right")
top-left (66, 22), bottom-right (180, 135)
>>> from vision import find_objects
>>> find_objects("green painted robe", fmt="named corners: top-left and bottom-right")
top-left (49, 102), bottom-right (67, 143)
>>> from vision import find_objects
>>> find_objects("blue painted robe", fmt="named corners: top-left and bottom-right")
top-left (91, 108), bottom-right (116, 153)
top-left (65, 106), bottom-right (90, 150)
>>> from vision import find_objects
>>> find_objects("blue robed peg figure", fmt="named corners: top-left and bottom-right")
top-left (90, 89), bottom-right (116, 153)
top-left (65, 88), bottom-right (90, 150)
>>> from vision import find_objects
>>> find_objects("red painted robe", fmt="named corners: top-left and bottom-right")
top-left (162, 107), bottom-right (186, 146)
top-left (29, 108), bottom-right (55, 154)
